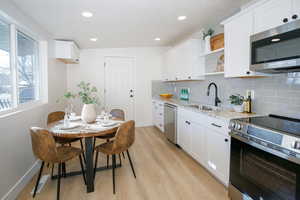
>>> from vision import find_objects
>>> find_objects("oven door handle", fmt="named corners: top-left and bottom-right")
top-left (230, 132), bottom-right (300, 165)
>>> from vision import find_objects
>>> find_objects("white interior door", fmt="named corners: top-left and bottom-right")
top-left (104, 57), bottom-right (135, 120)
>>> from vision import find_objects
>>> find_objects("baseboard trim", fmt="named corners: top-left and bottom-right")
top-left (1, 160), bottom-right (41, 200)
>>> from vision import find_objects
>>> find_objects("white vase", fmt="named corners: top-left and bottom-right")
top-left (233, 104), bottom-right (244, 113)
top-left (205, 35), bottom-right (211, 53)
top-left (81, 104), bottom-right (97, 123)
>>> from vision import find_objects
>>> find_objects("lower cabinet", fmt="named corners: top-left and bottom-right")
top-left (177, 108), bottom-right (230, 186)
top-left (190, 122), bottom-right (207, 167)
top-left (206, 127), bottom-right (230, 185)
top-left (177, 113), bottom-right (192, 154)
top-left (152, 100), bottom-right (164, 132)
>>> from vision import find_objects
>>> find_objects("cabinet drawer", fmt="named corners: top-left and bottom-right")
top-left (206, 117), bottom-right (229, 134)
top-left (178, 108), bottom-right (209, 125)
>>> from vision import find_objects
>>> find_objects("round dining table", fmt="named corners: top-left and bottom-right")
top-left (48, 118), bottom-right (123, 193)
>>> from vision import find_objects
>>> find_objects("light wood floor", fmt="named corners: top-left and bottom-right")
top-left (18, 126), bottom-right (229, 200)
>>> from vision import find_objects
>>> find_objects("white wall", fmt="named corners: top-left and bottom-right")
top-left (0, 1), bottom-right (67, 199)
top-left (67, 47), bottom-right (167, 127)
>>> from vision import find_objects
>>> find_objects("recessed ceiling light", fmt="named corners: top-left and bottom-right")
top-left (177, 16), bottom-right (187, 21)
top-left (81, 11), bottom-right (93, 18)
top-left (271, 38), bottom-right (281, 42)
top-left (90, 38), bottom-right (98, 42)
top-left (154, 38), bottom-right (161, 41)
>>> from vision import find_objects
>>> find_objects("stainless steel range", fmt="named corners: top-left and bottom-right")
top-left (228, 115), bottom-right (300, 200)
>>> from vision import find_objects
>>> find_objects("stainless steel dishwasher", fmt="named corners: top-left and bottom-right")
top-left (164, 103), bottom-right (177, 144)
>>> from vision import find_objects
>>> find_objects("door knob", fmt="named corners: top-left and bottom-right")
top-left (292, 14), bottom-right (298, 20)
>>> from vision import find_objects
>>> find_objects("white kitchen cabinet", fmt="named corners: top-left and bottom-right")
top-left (163, 48), bottom-right (177, 81)
top-left (177, 107), bottom-right (230, 186)
top-left (55, 40), bottom-right (80, 64)
top-left (190, 121), bottom-right (207, 167)
top-left (223, 11), bottom-right (255, 78)
top-left (162, 38), bottom-right (204, 81)
top-left (177, 112), bottom-right (192, 154)
top-left (152, 100), bottom-right (164, 132)
top-left (206, 124), bottom-right (230, 185)
top-left (253, 0), bottom-right (292, 34)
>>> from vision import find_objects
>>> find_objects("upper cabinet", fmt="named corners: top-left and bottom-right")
top-left (55, 40), bottom-right (80, 64)
top-left (222, 0), bottom-right (300, 78)
top-left (162, 38), bottom-right (205, 81)
top-left (253, 0), bottom-right (292, 34)
top-left (223, 11), bottom-right (254, 78)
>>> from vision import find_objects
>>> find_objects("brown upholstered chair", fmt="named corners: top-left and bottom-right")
top-left (30, 127), bottom-right (86, 200)
top-left (47, 111), bottom-right (83, 148)
top-left (94, 120), bottom-right (136, 194)
top-left (47, 111), bottom-right (86, 177)
top-left (94, 109), bottom-right (125, 166)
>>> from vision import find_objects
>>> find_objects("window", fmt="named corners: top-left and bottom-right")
top-left (17, 31), bottom-right (39, 104)
top-left (0, 18), bottom-right (41, 113)
top-left (0, 20), bottom-right (12, 111)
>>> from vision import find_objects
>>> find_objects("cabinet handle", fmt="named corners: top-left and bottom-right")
top-left (188, 76), bottom-right (191, 79)
top-left (224, 138), bottom-right (229, 142)
top-left (211, 123), bottom-right (222, 128)
top-left (283, 18), bottom-right (289, 23)
top-left (292, 14), bottom-right (298, 20)
top-left (246, 71), bottom-right (250, 75)
top-left (185, 121), bottom-right (191, 125)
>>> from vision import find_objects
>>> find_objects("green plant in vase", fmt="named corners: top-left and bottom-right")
top-left (77, 81), bottom-right (100, 123)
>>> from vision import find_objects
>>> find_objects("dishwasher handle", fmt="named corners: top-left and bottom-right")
top-left (164, 103), bottom-right (177, 109)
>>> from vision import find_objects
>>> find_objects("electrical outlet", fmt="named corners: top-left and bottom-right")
top-left (251, 90), bottom-right (255, 100)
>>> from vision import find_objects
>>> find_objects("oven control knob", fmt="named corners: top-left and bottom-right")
top-left (236, 123), bottom-right (242, 130)
top-left (229, 122), bottom-right (236, 129)
top-left (292, 141), bottom-right (300, 150)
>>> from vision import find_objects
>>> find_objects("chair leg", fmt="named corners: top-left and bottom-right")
top-left (112, 154), bottom-right (116, 194)
top-left (122, 152), bottom-right (125, 159)
top-left (94, 151), bottom-right (99, 179)
top-left (79, 155), bottom-right (86, 185)
top-left (119, 154), bottom-right (122, 166)
top-left (107, 155), bottom-right (109, 168)
top-left (62, 163), bottom-right (66, 177)
top-left (57, 163), bottom-right (62, 200)
top-left (51, 164), bottom-right (55, 180)
top-left (126, 150), bottom-right (136, 178)
top-left (93, 138), bottom-right (96, 150)
top-left (33, 161), bottom-right (44, 198)
top-left (80, 139), bottom-right (86, 163)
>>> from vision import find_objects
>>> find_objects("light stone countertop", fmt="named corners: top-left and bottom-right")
top-left (153, 96), bottom-right (261, 122)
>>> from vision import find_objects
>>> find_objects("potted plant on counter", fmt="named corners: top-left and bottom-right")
top-left (229, 94), bottom-right (244, 113)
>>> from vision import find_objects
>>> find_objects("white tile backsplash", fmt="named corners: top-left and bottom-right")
top-left (152, 73), bottom-right (300, 118)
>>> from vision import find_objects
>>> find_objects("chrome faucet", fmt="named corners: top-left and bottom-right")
top-left (207, 82), bottom-right (221, 107)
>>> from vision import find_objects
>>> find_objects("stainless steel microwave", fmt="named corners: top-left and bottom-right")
top-left (250, 19), bottom-right (300, 73)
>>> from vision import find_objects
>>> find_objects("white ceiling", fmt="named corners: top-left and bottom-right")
top-left (11, 0), bottom-right (249, 49)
